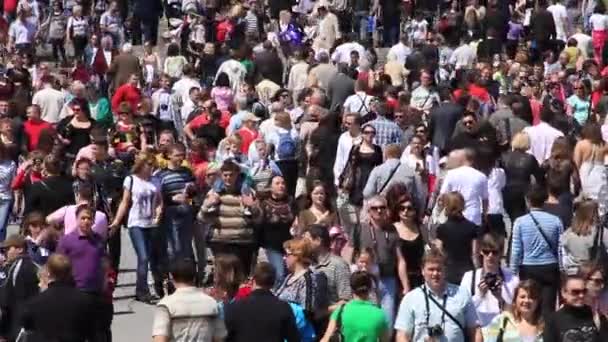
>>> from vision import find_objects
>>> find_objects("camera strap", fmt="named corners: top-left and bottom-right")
top-left (423, 285), bottom-right (448, 331)
top-left (423, 285), bottom-right (468, 339)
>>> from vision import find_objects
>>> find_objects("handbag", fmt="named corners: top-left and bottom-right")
top-left (329, 304), bottom-right (346, 342)
top-left (338, 145), bottom-right (359, 192)
top-left (589, 215), bottom-right (608, 271)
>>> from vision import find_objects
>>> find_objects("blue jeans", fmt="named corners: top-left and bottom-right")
top-left (163, 205), bottom-right (194, 260)
top-left (0, 198), bottom-right (12, 241)
top-left (353, 11), bottom-right (370, 42)
top-left (378, 276), bottom-right (397, 328)
top-left (265, 248), bottom-right (285, 289)
top-left (128, 226), bottom-right (162, 296)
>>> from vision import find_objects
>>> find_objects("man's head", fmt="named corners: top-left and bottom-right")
top-left (0, 100), bottom-right (9, 116)
top-left (350, 51), bottom-right (360, 66)
top-left (220, 160), bottom-right (240, 190)
top-left (343, 113), bottom-right (361, 133)
top-left (1, 234), bottom-right (26, 262)
top-left (168, 143), bottom-right (187, 166)
top-left (158, 130), bottom-right (176, 148)
top-left (26, 105), bottom-right (41, 120)
top-left (302, 224), bottom-right (331, 253)
top-left (76, 205), bottom-right (94, 236)
top-left (421, 247), bottom-right (447, 290)
top-left (170, 258), bottom-right (197, 285)
top-left (561, 274), bottom-right (588, 308)
top-left (252, 262), bottom-right (276, 290)
top-left (367, 196), bottom-right (388, 226)
top-left (45, 253), bottom-right (73, 283)
top-left (461, 112), bottom-right (478, 134)
top-left (478, 233), bottom-right (503, 271)
top-left (526, 183), bottom-right (548, 208)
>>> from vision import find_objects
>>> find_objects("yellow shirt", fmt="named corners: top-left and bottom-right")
top-left (155, 154), bottom-right (191, 170)
top-left (564, 46), bottom-right (580, 69)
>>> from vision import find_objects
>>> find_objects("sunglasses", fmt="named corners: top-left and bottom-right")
top-left (370, 205), bottom-right (386, 211)
top-left (589, 277), bottom-right (605, 285)
top-left (481, 249), bottom-right (499, 256)
top-left (463, 120), bottom-right (475, 126)
top-left (362, 130), bottom-right (376, 135)
top-left (399, 204), bottom-right (414, 212)
top-left (72, 107), bottom-right (82, 112)
top-left (569, 288), bottom-right (588, 296)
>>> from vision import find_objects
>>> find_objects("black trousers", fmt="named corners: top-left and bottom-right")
top-left (209, 242), bottom-right (257, 277)
top-left (519, 263), bottom-right (560, 319)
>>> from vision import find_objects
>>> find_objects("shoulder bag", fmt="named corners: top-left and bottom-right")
top-left (379, 162), bottom-right (401, 194)
top-left (589, 215), bottom-right (608, 272)
top-left (529, 212), bottom-right (558, 258)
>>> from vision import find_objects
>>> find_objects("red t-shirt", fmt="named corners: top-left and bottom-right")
top-left (23, 119), bottom-right (53, 152)
top-left (237, 127), bottom-right (258, 153)
top-left (189, 111), bottom-right (231, 130)
top-left (111, 84), bottom-right (142, 113)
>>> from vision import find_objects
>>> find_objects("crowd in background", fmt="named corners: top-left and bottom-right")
top-left (3, 0), bottom-right (608, 341)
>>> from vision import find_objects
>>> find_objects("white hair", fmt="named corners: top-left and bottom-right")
top-left (122, 43), bottom-right (133, 53)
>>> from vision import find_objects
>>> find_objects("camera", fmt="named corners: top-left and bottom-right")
top-left (427, 325), bottom-right (443, 337)
top-left (160, 104), bottom-right (169, 111)
top-left (484, 272), bottom-right (499, 291)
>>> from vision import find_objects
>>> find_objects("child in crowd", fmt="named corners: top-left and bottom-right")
top-left (22, 211), bottom-right (52, 265)
top-left (350, 248), bottom-right (380, 305)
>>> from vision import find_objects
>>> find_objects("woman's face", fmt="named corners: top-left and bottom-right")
top-left (398, 200), bottom-right (417, 221)
top-left (515, 289), bottom-right (538, 317)
top-left (284, 249), bottom-right (297, 271)
top-left (256, 142), bottom-right (268, 159)
top-left (71, 105), bottom-right (86, 119)
top-left (28, 223), bottom-right (43, 239)
top-left (311, 185), bottom-right (326, 208)
top-left (586, 270), bottom-right (605, 300)
top-left (362, 127), bottom-right (376, 143)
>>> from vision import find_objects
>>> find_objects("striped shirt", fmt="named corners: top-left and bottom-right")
top-left (0, 160), bottom-right (16, 200)
top-left (154, 167), bottom-right (195, 206)
top-left (314, 253), bottom-right (352, 305)
top-left (366, 116), bottom-right (404, 148)
top-left (510, 209), bottom-right (564, 273)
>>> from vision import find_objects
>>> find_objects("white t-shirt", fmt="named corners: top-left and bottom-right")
top-left (523, 122), bottom-right (564, 164)
top-left (343, 92), bottom-right (374, 117)
top-left (100, 11), bottom-right (121, 34)
top-left (124, 175), bottom-right (159, 229)
top-left (440, 165), bottom-right (489, 226)
top-left (487, 167), bottom-right (506, 215)
top-left (67, 16), bottom-right (88, 37)
top-left (9, 19), bottom-right (37, 44)
top-left (590, 13), bottom-right (608, 31)
top-left (460, 267), bottom-right (520, 327)
top-left (548, 4), bottom-right (568, 41)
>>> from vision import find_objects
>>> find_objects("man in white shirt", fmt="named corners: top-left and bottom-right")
top-left (215, 54), bottom-right (247, 93)
top-left (548, 0), bottom-right (569, 44)
top-left (331, 38), bottom-right (368, 66)
top-left (523, 110), bottom-right (564, 164)
top-left (181, 87), bottom-right (201, 122)
top-left (440, 149), bottom-right (489, 226)
top-left (570, 29), bottom-right (593, 58)
top-left (387, 36), bottom-right (413, 66)
top-left (342, 80), bottom-right (374, 117)
top-left (449, 38), bottom-right (477, 70)
top-left (172, 65), bottom-right (201, 106)
top-left (333, 113), bottom-right (362, 187)
top-left (32, 75), bottom-right (64, 124)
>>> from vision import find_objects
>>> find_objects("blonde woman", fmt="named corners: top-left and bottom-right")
top-left (109, 151), bottom-right (163, 303)
top-left (561, 199), bottom-right (607, 274)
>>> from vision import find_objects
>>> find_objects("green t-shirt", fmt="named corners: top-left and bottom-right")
top-left (330, 299), bottom-right (388, 342)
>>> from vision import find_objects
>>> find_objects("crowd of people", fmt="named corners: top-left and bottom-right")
top-left (3, 0), bottom-right (608, 341)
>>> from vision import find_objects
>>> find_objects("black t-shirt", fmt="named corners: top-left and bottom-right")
top-left (543, 202), bottom-right (573, 229)
top-left (544, 305), bottom-right (608, 342)
top-left (437, 217), bottom-right (480, 283)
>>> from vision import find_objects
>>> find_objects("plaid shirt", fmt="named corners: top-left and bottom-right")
top-left (313, 252), bottom-right (352, 305)
top-left (366, 116), bottom-right (404, 148)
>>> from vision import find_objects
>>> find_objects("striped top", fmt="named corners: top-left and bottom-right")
top-left (0, 160), bottom-right (16, 201)
top-left (154, 167), bottom-right (195, 206)
top-left (510, 209), bottom-right (564, 273)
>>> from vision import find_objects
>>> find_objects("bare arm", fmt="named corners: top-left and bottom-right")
top-left (320, 319), bottom-right (338, 342)
top-left (153, 337), bottom-right (169, 342)
top-left (109, 186), bottom-right (130, 228)
top-left (395, 331), bottom-right (412, 342)
top-left (396, 247), bottom-right (411, 294)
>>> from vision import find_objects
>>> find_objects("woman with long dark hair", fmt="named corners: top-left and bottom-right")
top-left (57, 98), bottom-right (96, 158)
top-left (392, 193), bottom-right (425, 294)
top-left (297, 180), bottom-right (338, 234)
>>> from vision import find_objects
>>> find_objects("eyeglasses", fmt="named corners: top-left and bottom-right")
top-left (481, 249), bottom-right (499, 256)
top-left (370, 205), bottom-right (386, 212)
top-left (362, 130), bottom-right (376, 135)
top-left (72, 107), bottom-right (82, 112)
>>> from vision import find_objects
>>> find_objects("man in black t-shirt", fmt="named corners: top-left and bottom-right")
top-left (544, 274), bottom-right (608, 342)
